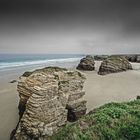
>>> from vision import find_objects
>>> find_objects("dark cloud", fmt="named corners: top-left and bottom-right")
top-left (0, 0), bottom-right (140, 54)
top-left (0, 0), bottom-right (139, 17)
top-left (0, 0), bottom-right (140, 34)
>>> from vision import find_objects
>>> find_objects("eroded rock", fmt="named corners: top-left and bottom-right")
top-left (77, 55), bottom-right (95, 71)
top-left (98, 56), bottom-right (132, 75)
top-left (12, 67), bottom-right (86, 140)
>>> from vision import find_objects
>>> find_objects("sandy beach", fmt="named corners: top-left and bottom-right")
top-left (83, 62), bottom-right (140, 111)
top-left (0, 77), bottom-right (19, 140)
top-left (0, 61), bottom-right (140, 140)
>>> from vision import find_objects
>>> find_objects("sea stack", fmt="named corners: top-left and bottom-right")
top-left (98, 56), bottom-right (132, 75)
top-left (12, 67), bottom-right (87, 139)
top-left (77, 55), bottom-right (95, 71)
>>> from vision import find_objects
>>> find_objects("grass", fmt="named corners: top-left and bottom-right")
top-left (49, 99), bottom-right (140, 140)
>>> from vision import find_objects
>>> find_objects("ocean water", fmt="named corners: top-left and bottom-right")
top-left (0, 54), bottom-right (84, 71)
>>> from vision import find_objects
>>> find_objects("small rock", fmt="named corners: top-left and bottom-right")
top-left (137, 96), bottom-right (140, 99)
top-left (10, 80), bottom-right (17, 83)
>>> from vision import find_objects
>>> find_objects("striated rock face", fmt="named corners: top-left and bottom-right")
top-left (77, 55), bottom-right (95, 71)
top-left (12, 67), bottom-right (86, 140)
top-left (98, 56), bottom-right (132, 75)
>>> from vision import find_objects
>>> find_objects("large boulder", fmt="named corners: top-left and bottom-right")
top-left (77, 55), bottom-right (95, 71)
top-left (12, 67), bottom-right (87, 140)
top-left (98, 56), bottom-right (132, 75)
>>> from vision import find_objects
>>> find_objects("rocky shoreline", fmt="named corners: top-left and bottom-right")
top-left (94, 54), bottom-right (140, 63)
top-left (10, 55), bottom-right (140, 140)
top-left (77, 55), bottom-right (133, 75)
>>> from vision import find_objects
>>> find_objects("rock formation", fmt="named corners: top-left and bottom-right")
top-left (94, 55), bottom-right (109, 61)
top-left (76, 55), bottom-right (95, 71)
top-left (12, 67), bottom-right (87, 140)
top-left (98, 56), bottom-right (132, 75)
top-left (114, 55), bottom-right (140, 63)
top-left (136, 56), bottom-right (140, 62)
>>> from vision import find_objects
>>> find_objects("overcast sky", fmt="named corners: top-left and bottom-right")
top-left (0, 0), bottom-right (140, 54)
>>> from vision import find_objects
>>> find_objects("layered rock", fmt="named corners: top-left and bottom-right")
top-left (98, 56), bottom-right (132, 75)
top-left (12, 67), bottom-right (86, 140)
top-left (77, 55), bottom-right (95, 71)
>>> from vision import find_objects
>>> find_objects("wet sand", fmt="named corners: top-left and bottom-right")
top-left (0, 61), bottom-right (140, 139)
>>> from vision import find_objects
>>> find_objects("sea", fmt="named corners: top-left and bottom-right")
top-left (0, 54), bottom-right (84, 72)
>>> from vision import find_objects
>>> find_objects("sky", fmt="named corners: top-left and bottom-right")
top-left (0, 0), bottom-right (140, 54)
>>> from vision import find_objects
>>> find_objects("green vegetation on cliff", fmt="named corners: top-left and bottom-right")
top-left (50, 99), bottom-right (140, 140)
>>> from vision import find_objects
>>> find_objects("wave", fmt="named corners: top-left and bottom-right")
top-left (0, 57), bottom-right (81, 70)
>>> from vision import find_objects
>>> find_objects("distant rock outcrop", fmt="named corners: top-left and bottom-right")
top-left (98, 56), bottom-right (132, 75)
top-left (126, 55), bottom-right (137, 62)
top-left (136, 56), bottom-right (140, 62)
top-left (77, 55), bottom-right (95, 71)
top-left (126, 55), bottom-right (140, 63)
top-left (94, 55), bottom-right (109, 61)
top-left (12, 67), bottom-right (87, 140)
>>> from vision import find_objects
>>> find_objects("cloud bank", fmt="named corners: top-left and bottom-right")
top-left (0, 0), bottom-right (140, 54)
